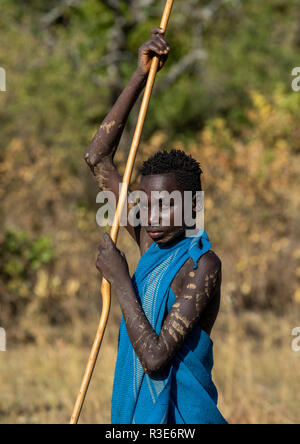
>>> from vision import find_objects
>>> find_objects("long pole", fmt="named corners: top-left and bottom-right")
top-left (70, 0), bottom-right (175, 424)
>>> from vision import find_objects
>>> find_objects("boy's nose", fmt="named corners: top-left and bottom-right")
top-left (148, 203), bottom-right (161, 227)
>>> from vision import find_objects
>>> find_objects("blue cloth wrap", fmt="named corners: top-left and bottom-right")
top-left (111, 230), bottom-right (227, 424)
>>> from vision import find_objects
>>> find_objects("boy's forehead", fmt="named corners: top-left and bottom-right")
top-left (139, 172), bottom-right (182, 192)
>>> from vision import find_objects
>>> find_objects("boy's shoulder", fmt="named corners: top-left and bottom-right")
top-left (197, 249), bottom-right (222, 271)
top-left (188, 250), bottom-right (222, 286)
top-left (173, 249), bottom-right (221, 293)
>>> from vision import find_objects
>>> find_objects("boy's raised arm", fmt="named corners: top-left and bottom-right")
top-left (85, 26), bottom-right (169, 176)
top-left (85, 28), bottom-right (170, 244)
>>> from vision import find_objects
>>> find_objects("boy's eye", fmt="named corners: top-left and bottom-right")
top-left (161, 201), bottom-right (174, 210)
top-left (138, 202), bottom-right (148, 210)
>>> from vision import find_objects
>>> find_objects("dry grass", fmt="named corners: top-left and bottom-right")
top-left (0, 321), bottom-right (118, 424)
top-left (0, 308), bottom-right (299, 424)
top-left (213, 308), bottom-right (300, 424)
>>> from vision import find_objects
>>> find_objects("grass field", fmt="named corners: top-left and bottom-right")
top-left (0, 307), bottom-right (299, 424)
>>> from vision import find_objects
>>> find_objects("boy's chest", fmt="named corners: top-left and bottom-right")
top-left (139, 232), bottom-right (196, 298)
top-left (141, 230), bottom-right (194, 297)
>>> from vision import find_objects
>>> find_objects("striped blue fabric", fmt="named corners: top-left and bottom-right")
top-left (111, 230), bottom-right (227, 424)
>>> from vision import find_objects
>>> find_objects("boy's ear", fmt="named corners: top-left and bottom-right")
top-left (192, 193), bottom-right (204, 212)
top-left (192, 194), bottom-right (197, 212)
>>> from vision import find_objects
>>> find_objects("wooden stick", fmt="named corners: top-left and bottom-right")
top-left (70, 0), bottom-right (175, 425)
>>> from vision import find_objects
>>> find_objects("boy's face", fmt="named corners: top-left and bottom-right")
top-left (139, 172), bottom-right (188, 245)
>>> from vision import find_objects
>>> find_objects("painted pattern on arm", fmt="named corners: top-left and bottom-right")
top-left (115, 251), bottom-right (222, 375)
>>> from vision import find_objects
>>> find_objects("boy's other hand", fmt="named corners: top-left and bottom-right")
top-left (137, 28), bottom-right (170, 76)
top-left (96, 233), bottom-right (129, 285)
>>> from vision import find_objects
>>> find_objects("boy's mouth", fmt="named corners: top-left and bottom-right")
top-left (146, 229), bottom-right (165, 239)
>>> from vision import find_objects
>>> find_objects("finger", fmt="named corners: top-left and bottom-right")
top-left (103, 232), bottom-right (116, 249)
top-left (160, 53), bottom-right (169, 64)
top-left (153, 37), bottom-right (167, 54)
top-left (157, 34), bottom-right (170, 52)
top-left (103, 232), bottom-right (110, 242)
top-left (103, 232), bottom-right (112, 246)
top-left (147, 41), bottom-right (165, 56)
top-left (142, 38), bottom-right (165, 54)
top-left (142, 43), bottom-right (160, 57)
top-left (151, 27), bottom-right (165, 37)
top-left (95, 257), bottom-right (104, 274)
top-left (96, 256), bottom-right (101, 268)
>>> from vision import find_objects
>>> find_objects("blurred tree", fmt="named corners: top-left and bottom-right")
top-left (1, 0), bottom-right (300, 336)
top-left (0, 0), bottom-right (299, 151)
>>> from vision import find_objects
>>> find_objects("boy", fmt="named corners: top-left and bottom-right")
top-left (85, 28), bottom-right (227, 424)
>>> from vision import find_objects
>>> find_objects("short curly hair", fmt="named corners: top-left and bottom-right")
top-left (139, 149), bottom-right (203, 194)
